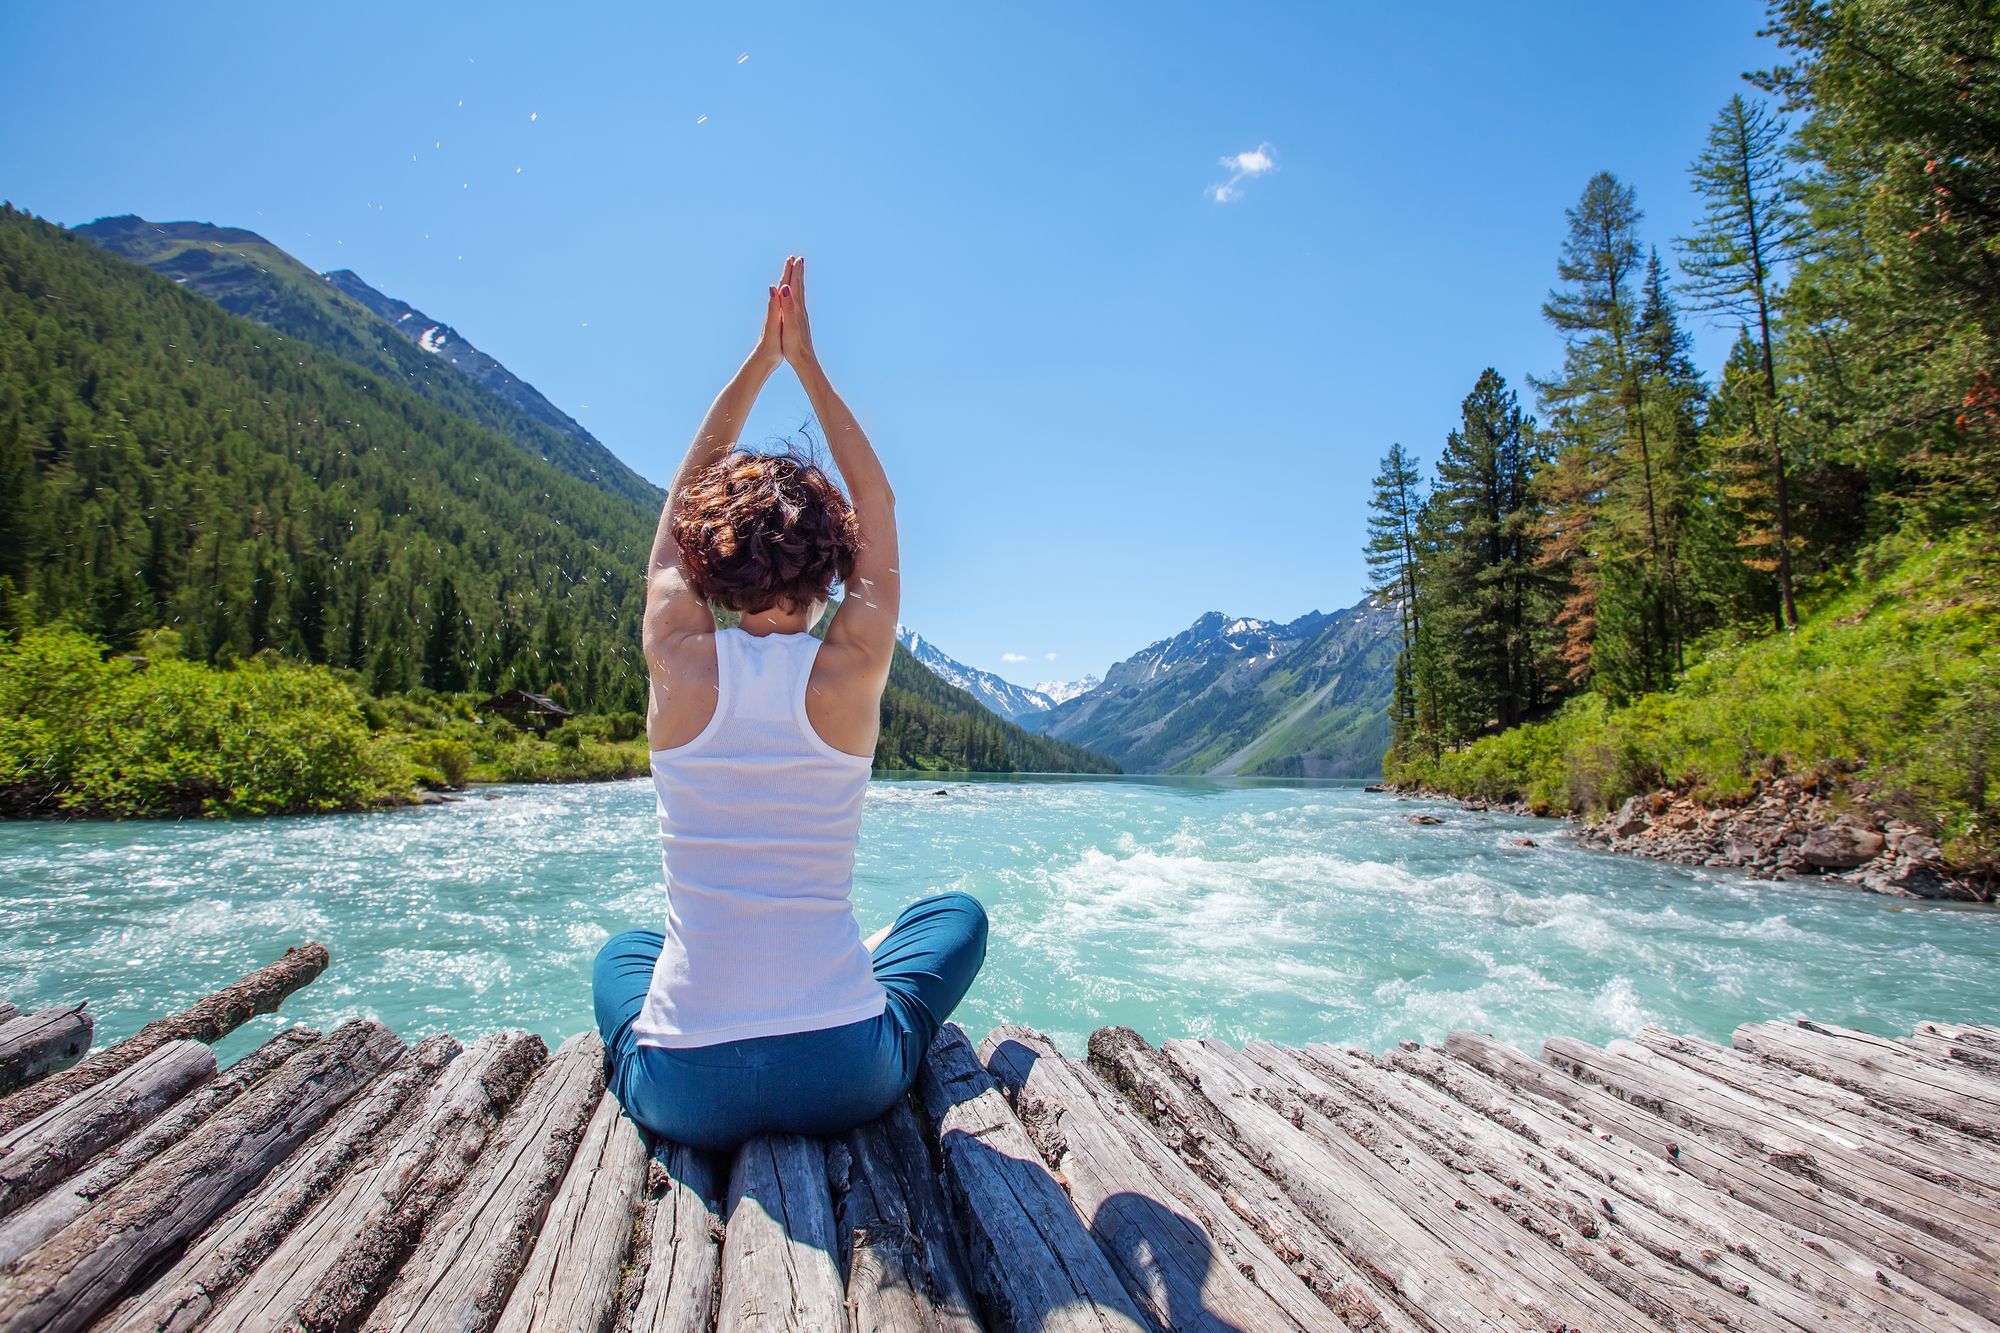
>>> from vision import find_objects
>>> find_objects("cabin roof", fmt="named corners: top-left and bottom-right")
top-left (474, 688), bottom-right (572, 717)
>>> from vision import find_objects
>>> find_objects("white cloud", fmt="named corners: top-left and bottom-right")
top-left (1208, 142), bottom-right (1277, 203)
top-left (1001, 652), bottom-right (1027, 663)
top-left (1044, 652), bottom-right (1059, 661)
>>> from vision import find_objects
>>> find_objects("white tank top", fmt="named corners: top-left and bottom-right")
top-left (632, 627), bottom-right (886, 1048)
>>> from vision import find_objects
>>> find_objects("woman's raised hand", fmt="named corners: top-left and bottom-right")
top-left (752, 263), bottom-right (785, 370)
top-left (778, 255), bottom-right (816, 367)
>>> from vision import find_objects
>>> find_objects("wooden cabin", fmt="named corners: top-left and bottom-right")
top-left (475, 688), bottom-right (572, 735)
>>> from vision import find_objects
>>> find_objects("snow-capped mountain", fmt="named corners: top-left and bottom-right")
top-left (1099, 609), bottom-right (1335, 690)
top-left (1020, 599), bottom-right (1397, 777)
top-left (1033, 674), bottom-right (1101, 706)
top-left (894, 626), bottom-right (1058, 721)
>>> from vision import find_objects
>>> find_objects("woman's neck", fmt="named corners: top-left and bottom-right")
top-left (736, 606), bottom-right (815, 637)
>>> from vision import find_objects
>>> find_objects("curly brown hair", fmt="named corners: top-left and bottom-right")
top-left (670, 449), bottom-right (860, 614)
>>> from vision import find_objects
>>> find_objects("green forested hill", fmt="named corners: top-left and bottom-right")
top-left (0, 203), bottom-right (651, 710)
top-left (0, 203), bottom-right (1111, 789)
top-left (71, 215), bottom-right (661, 509)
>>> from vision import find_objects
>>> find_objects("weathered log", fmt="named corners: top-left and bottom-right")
top-left (151, 1029), bottom-right (545, 1333)
top-left (831, 1098), bottom-right (985, 1333)
top-left (1279, 1042), bottom-right (1793, 1333)
top-left (360, 1030), bottom-right (603, 1333)
top-left (1086, 1027), bottom-right (1425, 1330)
top-left (1903, 1025), bottom-right (2000, 1080)
top-left (1447, 1028), bottom-right (2000, 1323)
top-left (0, 944), bottom-right (328, 1136)
top-left (0, 1009), bottom-right (92, 1100)
top-left (1390, 1041), bottom-right (1992, 1333)
top-left (985, 1026), bottom-right (1374, 1333)
top-left (0, 1028), bottom-right (319, 1270)
top-left (0, 1007), bottom-right (16, 1027)
top-left (614, 1141), bottom-right (723, 1333)
top-left (1174, 1039), bottom-right (1656, 1333)
top-left (1633, 1025), bottom-right (2000, 1198)
top-left (494, 1093), bottom-right (649, 1333)
top-left (1547, 1032), bottom-right (2000, 1249)
top-left (0, 1038), bottom-right (215, 1221)
top-left (1735, 1018), bottom-right (2000, 1138)
top-left (715, 1134), bottom-right (847, 1333)
top-left (0, 1017), bottom-right (404, 1333)
top-left (1146, 1035), bottom-right (1576, 1331)
top-left (914, 1023), bottom-right (1148, 1333)
top-left (95, 1033), bottom-right (458, 1333)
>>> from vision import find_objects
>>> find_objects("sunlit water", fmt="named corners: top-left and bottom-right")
top-left (3, 776), bottom-right (1997, 1064)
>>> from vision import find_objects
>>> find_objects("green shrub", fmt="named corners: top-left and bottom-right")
top-left (1388, 533), bottom-right (2000, 869)
top-left (0, 627), bottom-right (400, 816)
top-left (405, 737), bottom-right (475, 789)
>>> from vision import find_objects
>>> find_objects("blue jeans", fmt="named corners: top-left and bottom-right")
top-left (593, 890), bottom-right (988, 1151)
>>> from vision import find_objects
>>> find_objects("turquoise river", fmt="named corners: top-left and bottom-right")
top-left (3, 776), bottom-right (1997, 1063)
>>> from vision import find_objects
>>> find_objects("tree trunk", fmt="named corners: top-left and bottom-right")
top-left (986, 1023), bottom-right (1392, 1332)
top-left (360, 1031), bottom-right (604, 1333)
top-left (914, 1023), bottom-right (1148, 1333)
top-left (0, 1038), bottom-right (215, 1222)
top-left (162, 1029), bottom-right (547, 1333)
top-left (715, 1135), bottom-right (846, 1333)
top-left (831, 1099), bottom-right (984, 1333)
top-left (613, 1141), bottom-right (722, 1333)
top-left (0, 944), bottom-right (328, 1136)
top-left (494, 1093), bottom-right (649, 1333)
top-left (0, 1009), bottom-right (93, 1100)
top-left (0, 1029), bottom-right (318, 1270)
top-left (0, 1018), bottom-right (403, 1333)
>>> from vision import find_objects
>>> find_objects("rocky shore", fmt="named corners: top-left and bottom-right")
top-left (1397, 779), bottom-right (1989, 903)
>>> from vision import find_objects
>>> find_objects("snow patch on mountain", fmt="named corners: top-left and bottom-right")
top-left (1034, 675), bottom-right (1101, 706)
top-left (894, 626), bottom-right (1059, 721)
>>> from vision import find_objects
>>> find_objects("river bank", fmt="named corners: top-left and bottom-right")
top-left (1392, 777), bottom-right (1990, 903)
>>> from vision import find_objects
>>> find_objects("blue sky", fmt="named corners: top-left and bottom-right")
top-left (3, 3), bottom-right (1776, 685)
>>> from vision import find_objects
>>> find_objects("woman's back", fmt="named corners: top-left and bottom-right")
top-left (633, 627), bottom-right (886, 1048)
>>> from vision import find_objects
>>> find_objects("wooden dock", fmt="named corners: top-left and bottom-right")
top-left (1, 945), bottom-right (1998, 1331)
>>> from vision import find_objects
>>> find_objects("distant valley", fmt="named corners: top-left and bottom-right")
top-left (893, 627), bottom-right (1097, 722)
top-left (901, 599), bottom-right (1398, 778)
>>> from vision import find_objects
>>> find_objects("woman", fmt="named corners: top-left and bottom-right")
top-left (592, 256), bottom-right (987, 1152)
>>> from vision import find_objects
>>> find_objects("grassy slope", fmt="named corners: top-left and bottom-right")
top-left (1390, 533), bottom-right (1999, 869)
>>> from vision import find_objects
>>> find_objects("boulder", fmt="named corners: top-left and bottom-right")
top-left (1609, 796), bottom-right (1649, 839)
top-left (1800, 820), bottom-right (1886, 870)
top-left (1407, 814), bottom-right (1445, 826)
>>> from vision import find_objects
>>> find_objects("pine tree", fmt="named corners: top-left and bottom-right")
top-left (1633, 248), bottom-right (1709, 675)
top-left (1536, 173), bottom-right (1646, 684)
top-left (1679, 92), bottom-right (1805, 627)
top-left (1365, 443), bottom-right (1425, 759)
top-left (1419, 370), bottom-right (1547, 739)
top-left (1756, 0), bottom-right (2000, 522)
top-left (0, 415), bottom-right (39, 585)
top-left (1691, 329), bottom-right (1791, 629)
top-left (421, 576), bottom-right (473, 692)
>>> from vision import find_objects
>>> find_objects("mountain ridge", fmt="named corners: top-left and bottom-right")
top-left (70, 214), bottom-right (662, 509)
top-left (1023, 597), bottom-right (1397, 777)
top-left (894, 625), bottom-right (1054, 720)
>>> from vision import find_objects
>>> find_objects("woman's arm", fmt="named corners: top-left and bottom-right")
top-left (642, 276), bottom-right (785, 668)
top-left (780, 258), bottom-right (899, 685)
